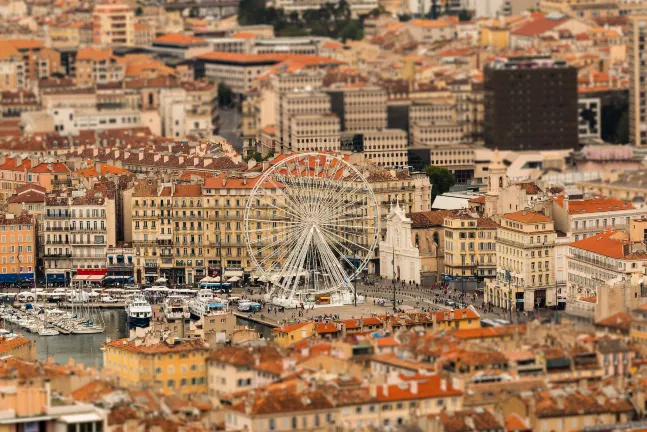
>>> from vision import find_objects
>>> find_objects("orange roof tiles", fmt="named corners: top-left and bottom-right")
top-left (596, 312), bottom-right (631, 332)
top-left (230, 31), bottom-right (256, 40)
top-left (77, 47), bottom-right (113, 62)
top-left (570, 229), bottom-right (643, 260)
top-left (505, 413), bottom-right (530, 431)
top-left (29, 162), bottom-right (70, 174)
top-left (314, 322), bottom-right (339, 334)
top-left (375, 336), bottom-right (399, 348)
top-left (362, 317), bottom-right (383, 325)
top-left (0, 336), bottom-right (32, 354)
top-left (173, 184), bottom-right (202, 197)
top-left (70, 380), bottom-right (116, 402)
top-left (376, 375), bottom-right (461, 402)
top-left (75, 163), bottom-right (130, 177)
top-left (198, 52), bottom-right (343, 67)
top-left (273, 321), bottom-right (310, 333)
top-left (503, 210), bottom-right (552, 224)
top-left (204, 173), bottom-right (282, 190)
top-left (153, 33), bottom-right (207, 45)
top-left (104, 338), bottom-right (207, 354)
top-left (553, 195), bottom-right (634, 214)
top-left (6, 39), bottom-right (44, 50)
top-left (0, 157), bottom-right (31, 172)
top-left (410, 19), bottom-right (451, 29)
top-left (511, 14), bottom-right (569, 37)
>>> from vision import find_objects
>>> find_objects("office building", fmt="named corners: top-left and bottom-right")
top-left (484, 56), bottom-right (578, 151)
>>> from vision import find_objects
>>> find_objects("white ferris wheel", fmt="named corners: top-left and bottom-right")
top-left (243, 153), bottom-right (380, 307)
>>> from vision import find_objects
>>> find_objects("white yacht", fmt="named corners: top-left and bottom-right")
top-left (162, 296), bottom-right (190, 321)
top-left (188, 289), bottom-right (228, 319)
top-left (125, 294), bottom-right (153, 328)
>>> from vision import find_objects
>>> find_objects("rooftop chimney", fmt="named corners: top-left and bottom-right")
top-left (440, 379), bottom-right (447, 392)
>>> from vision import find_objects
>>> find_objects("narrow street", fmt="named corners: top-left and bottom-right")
top-left (217, 107), bottom-right (243, 152)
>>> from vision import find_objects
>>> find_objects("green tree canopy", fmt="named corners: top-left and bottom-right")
top-left (424, 166), bottom-right (456, 202)
top-left (217, 82), bottom-right (233, 107)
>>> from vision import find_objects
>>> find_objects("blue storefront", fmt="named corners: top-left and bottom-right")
top-left (0, 273), bottom-right (34, 283)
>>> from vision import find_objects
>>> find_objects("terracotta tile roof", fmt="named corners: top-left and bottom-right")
top-left (569, 229), bottom-right (645, 260)
top-left (375, 336), bottom-right (399, 348)
top-left (515, 182), bottom-right (542, 195)
top-left (362, 317), bottom-right (383, 326)
top-left (314, 322), bottom-right (339, 334)
top-left (410, 18), bottom-right (451, 29)
top-left (273, 322), bottom-right (310, 333)
top-left (153, 33), bottom-right (207, 45)
top-left (408, 210), bottom-right (456, 228)
top-left (173, 184), bottom-right (202, 197)
top-left (596, 312), bottom-right (631, 333)
top-left (343, 319), bottom-right (360, 329)
top-left (230, 31), bottom-right (255, 40)
top-left (75, 163), bottom-right (130, 177)
top-left (198, 52), bottom-right (343, 67)
top-left (505, 413), bottom-right (530, 431)
top-left (0, 41), bottom-right (21, 60)
top-left (76, 47), bottom-right (113, 62)
top-left (29, 162), bottom-right (70, 174)
top-left (0, 335), bottom-right (32, 354)
top-left (7, 190), bottom-right (45, 204)
top-left (0, 157), bottom-right (31, 171)
top-left (204, 173), bottom-right (281, 190)
top-left (553, 195), bottom-right (634, 215)
top-left (503, 210), bottom-right (552, 224)
top-left (534, 388), bottom-right (633, 417)
top-left (69, 380), bottom-right (116, 402)
top-left (511, 14), bottom-right (569, 37)
top-left (104, 338), bottom-right (208, 355)
top-left (469, 196), bottom-right (485, 203)
top-left (434, 409), bottom-right (504, 432)
top-left (376, 375), bottom-right (461, 402)
top-left (451, 324), bottom-right (526, 340)
top-left (6, 39), bottom-right (43, 50)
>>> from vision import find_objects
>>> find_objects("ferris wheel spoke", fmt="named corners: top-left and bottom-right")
top-left (318, 193), bottom-right (370, 224)
top-left (316, 229), bottom-right (358, 278)
top-left (313, 228), bottom-right (351, 288)
top-left (255, 196), bottom-right (304, 221)
top-left (318, 224), bottom-right (371, 253)
top-left (253, 229), bottom-right (300, 257)
top-left (265, 176), bottom-right (307, 217)
top-left (257, 229), bottom-right (302, 268)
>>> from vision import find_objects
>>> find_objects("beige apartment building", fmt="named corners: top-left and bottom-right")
top-left (443, 213), bottom-right (498, 280)
top-left (0, 42), bottom-right (25, 90)
top-left (200, 52), bottom-right (280, 97)
top-left (488, 210), bottom-right (557, 312)
top-left (290, 113), bottom-right (341, 152)
top-left (130, 174), bottom-right (286, 285)
top-left (409, 100), bottom-right (456, 137)
top-left (362, 129), bottom-right (407, 168)
top-left (92, 3), bottom-right (135, 46)
top-left (278, 91), bottom-right (332, 152)
top-left (328, 85), bottom-right (387, 132)
top-left (159, 81), bottom-right (218, 139)
top-left (43, 182), bottom-right (117, 284)
top-left (75, 48), bottom-right (125, 87)
top-left (629, 15), bottom-right (647, 146)
top-left (411, 121), bottom-right (467, 146)
top-left (566, 229), bottom-right (647, 303)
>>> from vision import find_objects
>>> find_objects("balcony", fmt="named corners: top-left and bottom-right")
top-left (108, 263), bottom-right (134, 271)
top-left (46, 226), bottom-right (70, 231)
top-left (495, 236), bottom-right (552, 249)
top-left (44, 252), bottom-right (72, 258)
top-left (45, 214), bottom-right (70, 219)
top-left (76, 227), bottom-right (107, 233)
top-left (569, 253), bottom-right (621, 272)
top-left (572, 223), bottom-right (627, 234)
top-left (48, 240), bottom-right (69, 245)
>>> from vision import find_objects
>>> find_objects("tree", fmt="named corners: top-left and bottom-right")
top-left (398, 13), bottom-right (412, 21)
top-left (217, 82), bottom-right (233, 107)
top-left (135, 6), bottom-right (143, 16)
top-left (424, 166), bottom-right (455, 202)
top-left (458, 8), bottom-right (472, 21)
top-left (429, 0), bottom-right (439, 19)
top-left (237, 0), bottom-right (267, 25)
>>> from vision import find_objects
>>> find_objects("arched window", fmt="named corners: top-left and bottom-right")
top-left (433, 231), bottom-right (439, 246)
top-left (499, 176), bottom-right (503, 188)
top-left (415, 234), bottom-right (419, 248)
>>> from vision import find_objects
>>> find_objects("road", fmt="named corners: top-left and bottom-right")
top-left (231, 276), bottom-right (562, 326)
top-left (217, 107), bottom-right (243, 153)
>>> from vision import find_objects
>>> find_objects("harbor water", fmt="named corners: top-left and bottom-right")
top-left (6, 309), bottom-right (273, 368)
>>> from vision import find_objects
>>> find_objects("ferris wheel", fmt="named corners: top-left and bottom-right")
top-left (243, 153), bottom-right (380, 307)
